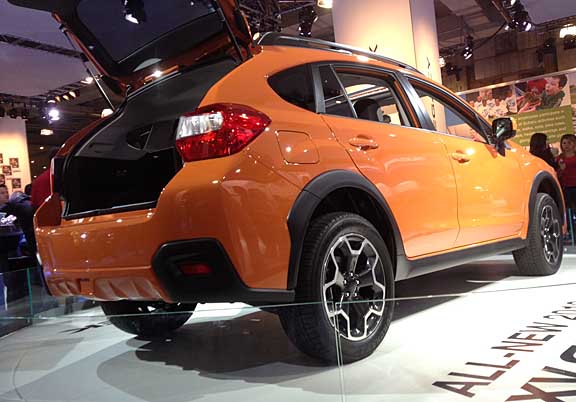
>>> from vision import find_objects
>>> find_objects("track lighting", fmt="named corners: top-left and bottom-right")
top-left (123, 0), bottom-right (146, 24)
top-left (506, 2), bottom-right (533, 32)
top-left (462, 35), bottom-right (474, 60)
top-left (298, 6), bottom-right (317, 37)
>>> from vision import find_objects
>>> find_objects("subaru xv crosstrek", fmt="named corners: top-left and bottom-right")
top-left (11, 0), bottom-right (565, 363)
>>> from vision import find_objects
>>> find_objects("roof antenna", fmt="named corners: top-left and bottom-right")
top-left (59, 24), bottom-right (115, 111)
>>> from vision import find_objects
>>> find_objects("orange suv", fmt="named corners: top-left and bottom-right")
top-left (12, 0), bottom-right (564, 363)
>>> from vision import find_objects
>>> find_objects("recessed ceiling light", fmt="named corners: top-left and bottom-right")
top-left (39, 146), bottom-right (44, 150)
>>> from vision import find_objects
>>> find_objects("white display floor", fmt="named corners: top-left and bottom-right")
top-left (1, 255), bottom-right (576, 402)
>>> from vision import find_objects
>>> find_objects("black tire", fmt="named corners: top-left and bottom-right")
top-left (513, 193), bottom-right (563, 276)
top-left (101, 300), bottom-right (195, 337)
top-left (279, 212), bottom-right (395, 364)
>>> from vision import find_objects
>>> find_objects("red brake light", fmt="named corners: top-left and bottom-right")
top-left (175, 103), bottom-right (271, 162)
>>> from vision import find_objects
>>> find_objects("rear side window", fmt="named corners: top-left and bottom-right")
top-left (268, 65), bottom-right (316, 112)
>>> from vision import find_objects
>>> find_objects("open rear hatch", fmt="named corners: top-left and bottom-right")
top-left (8, 0), bottom-right (252, 92)
top-left (9, 0), bottom-right (253, 219)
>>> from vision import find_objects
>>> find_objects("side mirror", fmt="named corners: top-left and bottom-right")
top-left (492, 118), bottom-right (516, 156)
top-left (492, 118), bottom-right (516, 142)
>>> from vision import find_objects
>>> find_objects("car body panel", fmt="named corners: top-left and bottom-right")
top-left (30, 43), bottom-right (564, 302)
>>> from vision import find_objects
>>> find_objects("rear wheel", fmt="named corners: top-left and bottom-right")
top-left (513, 193), bottom-right (563, 276)
top-left (101, 300), bottom-right (195, 337)
top-left (280, 212), bottom-right (395, 364)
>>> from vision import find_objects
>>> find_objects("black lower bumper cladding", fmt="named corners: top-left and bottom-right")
top-left (152, 239), bottom-right (294, 304)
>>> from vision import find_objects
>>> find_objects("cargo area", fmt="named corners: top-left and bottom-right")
top-left (62, 57), bottom-right (239, 218)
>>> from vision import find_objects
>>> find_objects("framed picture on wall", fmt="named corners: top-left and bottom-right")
top-left (9, 158), bottom-right (20, 171)
top-left (11, 178), bottom-right (21, 190)
top-left (0, 174), bottom-right (4, 185)
top-left (0, 153), bottom-right (3, 164)
top-left (1, 166), bottom-right (11, 176)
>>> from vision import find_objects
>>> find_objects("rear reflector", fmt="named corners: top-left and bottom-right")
top-left (179, 263), bottom-right (212, 276)
top-left (175, 103), bottom-right (271, 162)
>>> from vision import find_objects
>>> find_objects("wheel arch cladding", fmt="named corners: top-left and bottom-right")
top-left (286, 170), bottom-right (405, 289)
top-left (530, 171), bottom-right (565, 226)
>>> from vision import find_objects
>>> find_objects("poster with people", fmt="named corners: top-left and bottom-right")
top-left (458, 69), bottom-right (576, 146)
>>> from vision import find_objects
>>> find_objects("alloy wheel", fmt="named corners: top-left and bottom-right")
top-left (540, 205), bottom-right (561, 265)
top-left (321, 233), bottom-right (387, 341)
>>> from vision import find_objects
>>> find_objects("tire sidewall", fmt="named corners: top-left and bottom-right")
top-left (303, 214), bottom-right (395, 360)
top-left (531, 194), bottom-right (563, 273)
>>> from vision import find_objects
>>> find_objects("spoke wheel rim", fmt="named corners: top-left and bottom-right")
top-left (540, 205), bottom-right (561, 265)
top-left (321, 233), bottom-right (387, 342)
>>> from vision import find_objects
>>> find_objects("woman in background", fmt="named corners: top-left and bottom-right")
top-left (558, 134), bottom-right (576, 212)
top-left (529, 133), bottom-right (558, 169)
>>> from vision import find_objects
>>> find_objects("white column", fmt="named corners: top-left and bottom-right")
top-left (332, 0), bottom-right (442, 84)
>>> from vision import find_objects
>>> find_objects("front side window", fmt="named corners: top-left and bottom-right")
top-left (410, 80), bottom-right (487, 143)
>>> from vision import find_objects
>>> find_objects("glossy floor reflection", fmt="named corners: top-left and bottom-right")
top-left (0, 255), bottom-right (576, 402)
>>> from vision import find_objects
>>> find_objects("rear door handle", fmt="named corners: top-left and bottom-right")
top-left (349, 135), bottom-right (379, 150)
top-left (451, 152), bottom-right (471, 163)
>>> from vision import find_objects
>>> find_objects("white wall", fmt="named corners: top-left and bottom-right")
top-left (0, 117), bottom-right (31, 195)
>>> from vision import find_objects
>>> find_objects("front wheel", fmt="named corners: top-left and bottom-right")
top-left (101, 300), bottom-right (195, 337)
top-left (513, 193), bottom-right (563, 276)
top-left (279, 212), bottom-right (395, 364)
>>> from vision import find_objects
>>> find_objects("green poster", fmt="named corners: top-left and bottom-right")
top-left (514, 106), bottom-right (574, 146)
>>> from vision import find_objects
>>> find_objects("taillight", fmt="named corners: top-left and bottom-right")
top-left (175, 103), bottom-right (271, 162)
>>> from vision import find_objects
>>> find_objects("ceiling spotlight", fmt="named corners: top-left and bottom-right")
top-left (39, 146), bottom-right (44, 150)
top-left (81, 76), bottom-right (94, 84)
top-left (152, 70), bottom-right (162, 78)
top-left (317, 0), bottom-right (333, 8)
top-left (560, 24), bottom-right (576, 39)
top-left (439, 56), bottom-right (446, 68)
top-left (565, 35), bottom-right (576, 50)
top-left (123, 0), bottom-right (146, 24)
top-left (101, 108), bottom-right (114, 118)
top-left (298, 5), bottom-right (318, 37)
top-left (507, 2), bottom-right (533, 32)
top-left (502, 0), bottom-right (517, 8)
top-left (62, 94), bottom-right (70, 101)
top-left (462, 35), bottom-right (474, 60)
top-left (69, 90), bottom-right (77, 98)
top-left (40, 129), bottom-right (54, 136)
top-left (47, 96), bottom-right (56, 104)
top-left (8, 106), bottom-right (18, 119)
top-left (55, 95), bottom-right (61, 103)
top-left (48, 108), bottom-right (60, 122)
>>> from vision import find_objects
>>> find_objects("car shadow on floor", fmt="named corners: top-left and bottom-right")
top-left (0, 257), bottom-right (528, 402)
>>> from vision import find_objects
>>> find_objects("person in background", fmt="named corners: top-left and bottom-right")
top-left (529, 133), bottom-right (558, 170)
top-left (24, 184), bottom-right (32, 196)
top-left (558, 134), bottom-right (576, 212)
top-left (0, 185), bottom-right (35, 255)
top-left (31, 148), bottom-right (58, 209)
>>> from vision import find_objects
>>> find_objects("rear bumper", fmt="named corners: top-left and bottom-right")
top-left (42, 238), bottom-right (295, 304)
top-left (152, 239), bottom-right (294, 303)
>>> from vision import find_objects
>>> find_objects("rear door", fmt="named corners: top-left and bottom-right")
top-left (316, 64), bottom-right (460, 258)
top-left (407, 78), bottom-right (525, 247)
top-left (8, 0), bottom-right (252, 92)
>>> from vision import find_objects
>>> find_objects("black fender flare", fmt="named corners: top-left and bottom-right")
top-left (528, 171), bottom-right (565, 226)
top-left (286, 170), bottom-right (405, 289)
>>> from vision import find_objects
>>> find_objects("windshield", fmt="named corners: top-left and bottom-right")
top-left (77, 0), bottom-right (221, 71)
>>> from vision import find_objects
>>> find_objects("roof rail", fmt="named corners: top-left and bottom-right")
top-left (257, 32), bottom-right (421, 74)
